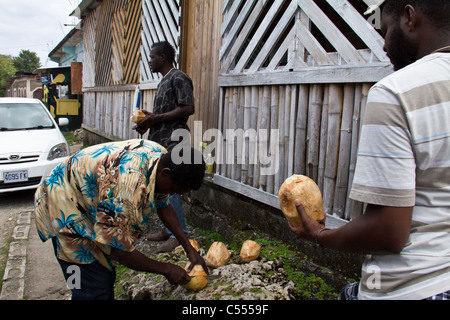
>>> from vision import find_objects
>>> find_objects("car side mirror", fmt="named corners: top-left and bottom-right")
top-left (58, 118), bottom-right (69, 127)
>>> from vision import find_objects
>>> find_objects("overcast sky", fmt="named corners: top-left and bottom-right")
top-left (0, 0), bottom-right (82, 68)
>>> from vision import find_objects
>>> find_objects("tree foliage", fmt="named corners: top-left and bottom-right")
top-left (0, 54), bottom-right (16, 83)
top-left (13, 49), bottom-right (41, 73)
top-left (0, 54), bottom-right (16, 96)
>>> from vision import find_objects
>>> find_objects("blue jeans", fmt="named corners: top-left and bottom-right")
top-left (52, 237), bottom-right (116, 300)
top-left (167, 193), bottom-right (188, 238)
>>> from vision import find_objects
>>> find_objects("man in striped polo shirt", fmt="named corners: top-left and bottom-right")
top-left (289, 0), bottom-right (450, 299)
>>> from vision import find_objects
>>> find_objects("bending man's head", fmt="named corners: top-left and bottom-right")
top-left (155, 148), bottom-right (205, 195)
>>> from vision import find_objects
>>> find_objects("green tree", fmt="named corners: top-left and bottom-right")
top-left (13, 49), bottom-right (41, 73)
top-left (0, 54), bottom-right (16, 96)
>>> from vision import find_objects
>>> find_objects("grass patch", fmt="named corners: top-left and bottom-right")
top-left (192, 229), bottom-right (339, 300)
top-left (114, 264), bottom-right (136, 299)
top-left (62, 131), bottom-right (80, 146)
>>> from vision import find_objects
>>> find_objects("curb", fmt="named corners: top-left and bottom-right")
top-left (0, 210), bottom-right (32, 300)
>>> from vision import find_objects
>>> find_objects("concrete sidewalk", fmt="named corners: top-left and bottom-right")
top-left (0, 211), bottom-right (31, 300)
top-left (0, 210), bottom-right (70, 300)
top-left (0, 142), bottom-right (84, 300)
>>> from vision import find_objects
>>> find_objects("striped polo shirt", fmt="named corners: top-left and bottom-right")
top-left (349, 53), bottom-right (450, 300)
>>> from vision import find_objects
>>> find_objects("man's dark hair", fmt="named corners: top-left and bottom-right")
top-left (160, 148), bottom-right (205, 190)
top-left (383, 0), bottom-right (450, 29)
top-left (151, 41), bottom-right (176, 64)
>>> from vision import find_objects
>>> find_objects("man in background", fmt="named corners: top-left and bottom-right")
top-left (134, 41), bottom-right (196, 252)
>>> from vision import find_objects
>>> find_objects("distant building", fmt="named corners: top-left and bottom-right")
top-left (48, 27), bottom-right (83, 67)
top-left (3, 72), bottom-right (43, 99)
top-left (33, 26), bottom-right (84, 130)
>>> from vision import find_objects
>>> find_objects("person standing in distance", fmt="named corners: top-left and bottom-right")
top-left (134, 41), bottom-right (196, 252)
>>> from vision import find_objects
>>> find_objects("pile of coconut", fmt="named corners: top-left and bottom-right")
top-left (183, 239), bottom-right (262, 291)
top-left (119, 174), bottom-right (325, 300)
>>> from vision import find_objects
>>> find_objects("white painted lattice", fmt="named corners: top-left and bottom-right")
top-left (141, 0), bottom-right (182, 82)
top-left (220, 0), bottom-right (389, 77)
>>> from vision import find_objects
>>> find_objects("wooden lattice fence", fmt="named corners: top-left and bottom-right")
top-left (141, 0), bottom-right (182, 82)
top-left (214, 0), bottom-right (392, 222)
top-left (220, 0), bottom-right (388, 75)
top-left (79, 0), bottom-right (393, 223)
top-left (82, 0), bottom-right (142, 87)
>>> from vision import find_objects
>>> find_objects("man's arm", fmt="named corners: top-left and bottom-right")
top-left (157, 204), bottom-right (208, 273)
top-left (290, 201), bottom-right (413, 254)
top-left (157, 105), bottom-right (195, 122)
top-left (110, 247), bottom-right (190, 285)
top-left (133, 106), bottom-right (194, 135)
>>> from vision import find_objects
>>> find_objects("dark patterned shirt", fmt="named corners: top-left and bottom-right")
top-left (148, 69), bottom-right (194, 151)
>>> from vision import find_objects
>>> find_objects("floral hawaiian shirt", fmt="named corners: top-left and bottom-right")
top-left (34, 139), bottom-right (170, 270)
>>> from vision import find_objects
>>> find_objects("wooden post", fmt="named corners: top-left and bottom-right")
top-left (322, 84), bottom-right (343, 215)
top-left (220, 88), bottom-right (230, 176)
top-left (267, 86), bottom-right (279, 194)
top-left (275, 86), bottom-right (286, 191)
top-left (333, 84), bottom-right (355, 218)
top-left (253, 87), bottom-right (263, 189)
top-left (234, 87), bottom-right (244, 182)
top-left (318, 85), bottom-right (329, 191)
top-left (248, 86), bottom-right (259, 187)
top-left (217, 87), bottom-right (225, 175)
top-left (345, 83), bottom-right (364, 220)
top-left (306, 84), bottom-right (324, 182)
top-left (294, 84), bottom-right (309, 176)
top-left (258, 86), bottom-right (271, 191)
top-left (283, 85), bottom-right (291, 182)
top-left (287, 85), bottom-right (297, 179)
top-left (242, 86), bottom-right (252, 184)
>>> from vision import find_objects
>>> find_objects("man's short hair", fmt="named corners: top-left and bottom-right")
top-left (160, 148), bottom-right (205, 190)
top-left (151, 41), bottom-right (176, 64)
top-left (383, 0), bottom-right (450, 29)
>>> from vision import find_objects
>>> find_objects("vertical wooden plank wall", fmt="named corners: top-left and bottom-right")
top-left (83, 88), bottom-right (142, 141)
top-left (217, 83), bottom-right (372, 219)
top-left (182, 0), bottom-right (223, 136)
top-left (82, 5), bottom-right (98, 88)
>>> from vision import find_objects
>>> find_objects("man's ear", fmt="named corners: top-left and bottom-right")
top-left (403, 4), bottom-right (417, 32)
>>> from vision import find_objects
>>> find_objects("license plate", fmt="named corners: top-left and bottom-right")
top-left (3, 171), bottom-right (29, 183)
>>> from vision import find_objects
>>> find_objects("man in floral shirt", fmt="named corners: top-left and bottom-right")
top-left (35, 139), bottom-right (207, 299)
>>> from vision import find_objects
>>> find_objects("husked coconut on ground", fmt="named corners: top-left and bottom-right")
top-left (206, 241), bottom-right (230, 268)
top-left (240, 240), bottom-right (261, 262)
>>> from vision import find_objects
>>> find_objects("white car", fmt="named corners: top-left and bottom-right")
top-left (0, 98), bottom-right (70, 193)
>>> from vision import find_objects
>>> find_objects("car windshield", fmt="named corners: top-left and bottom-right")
top-left (0, 102), bottom-right (55, 131)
